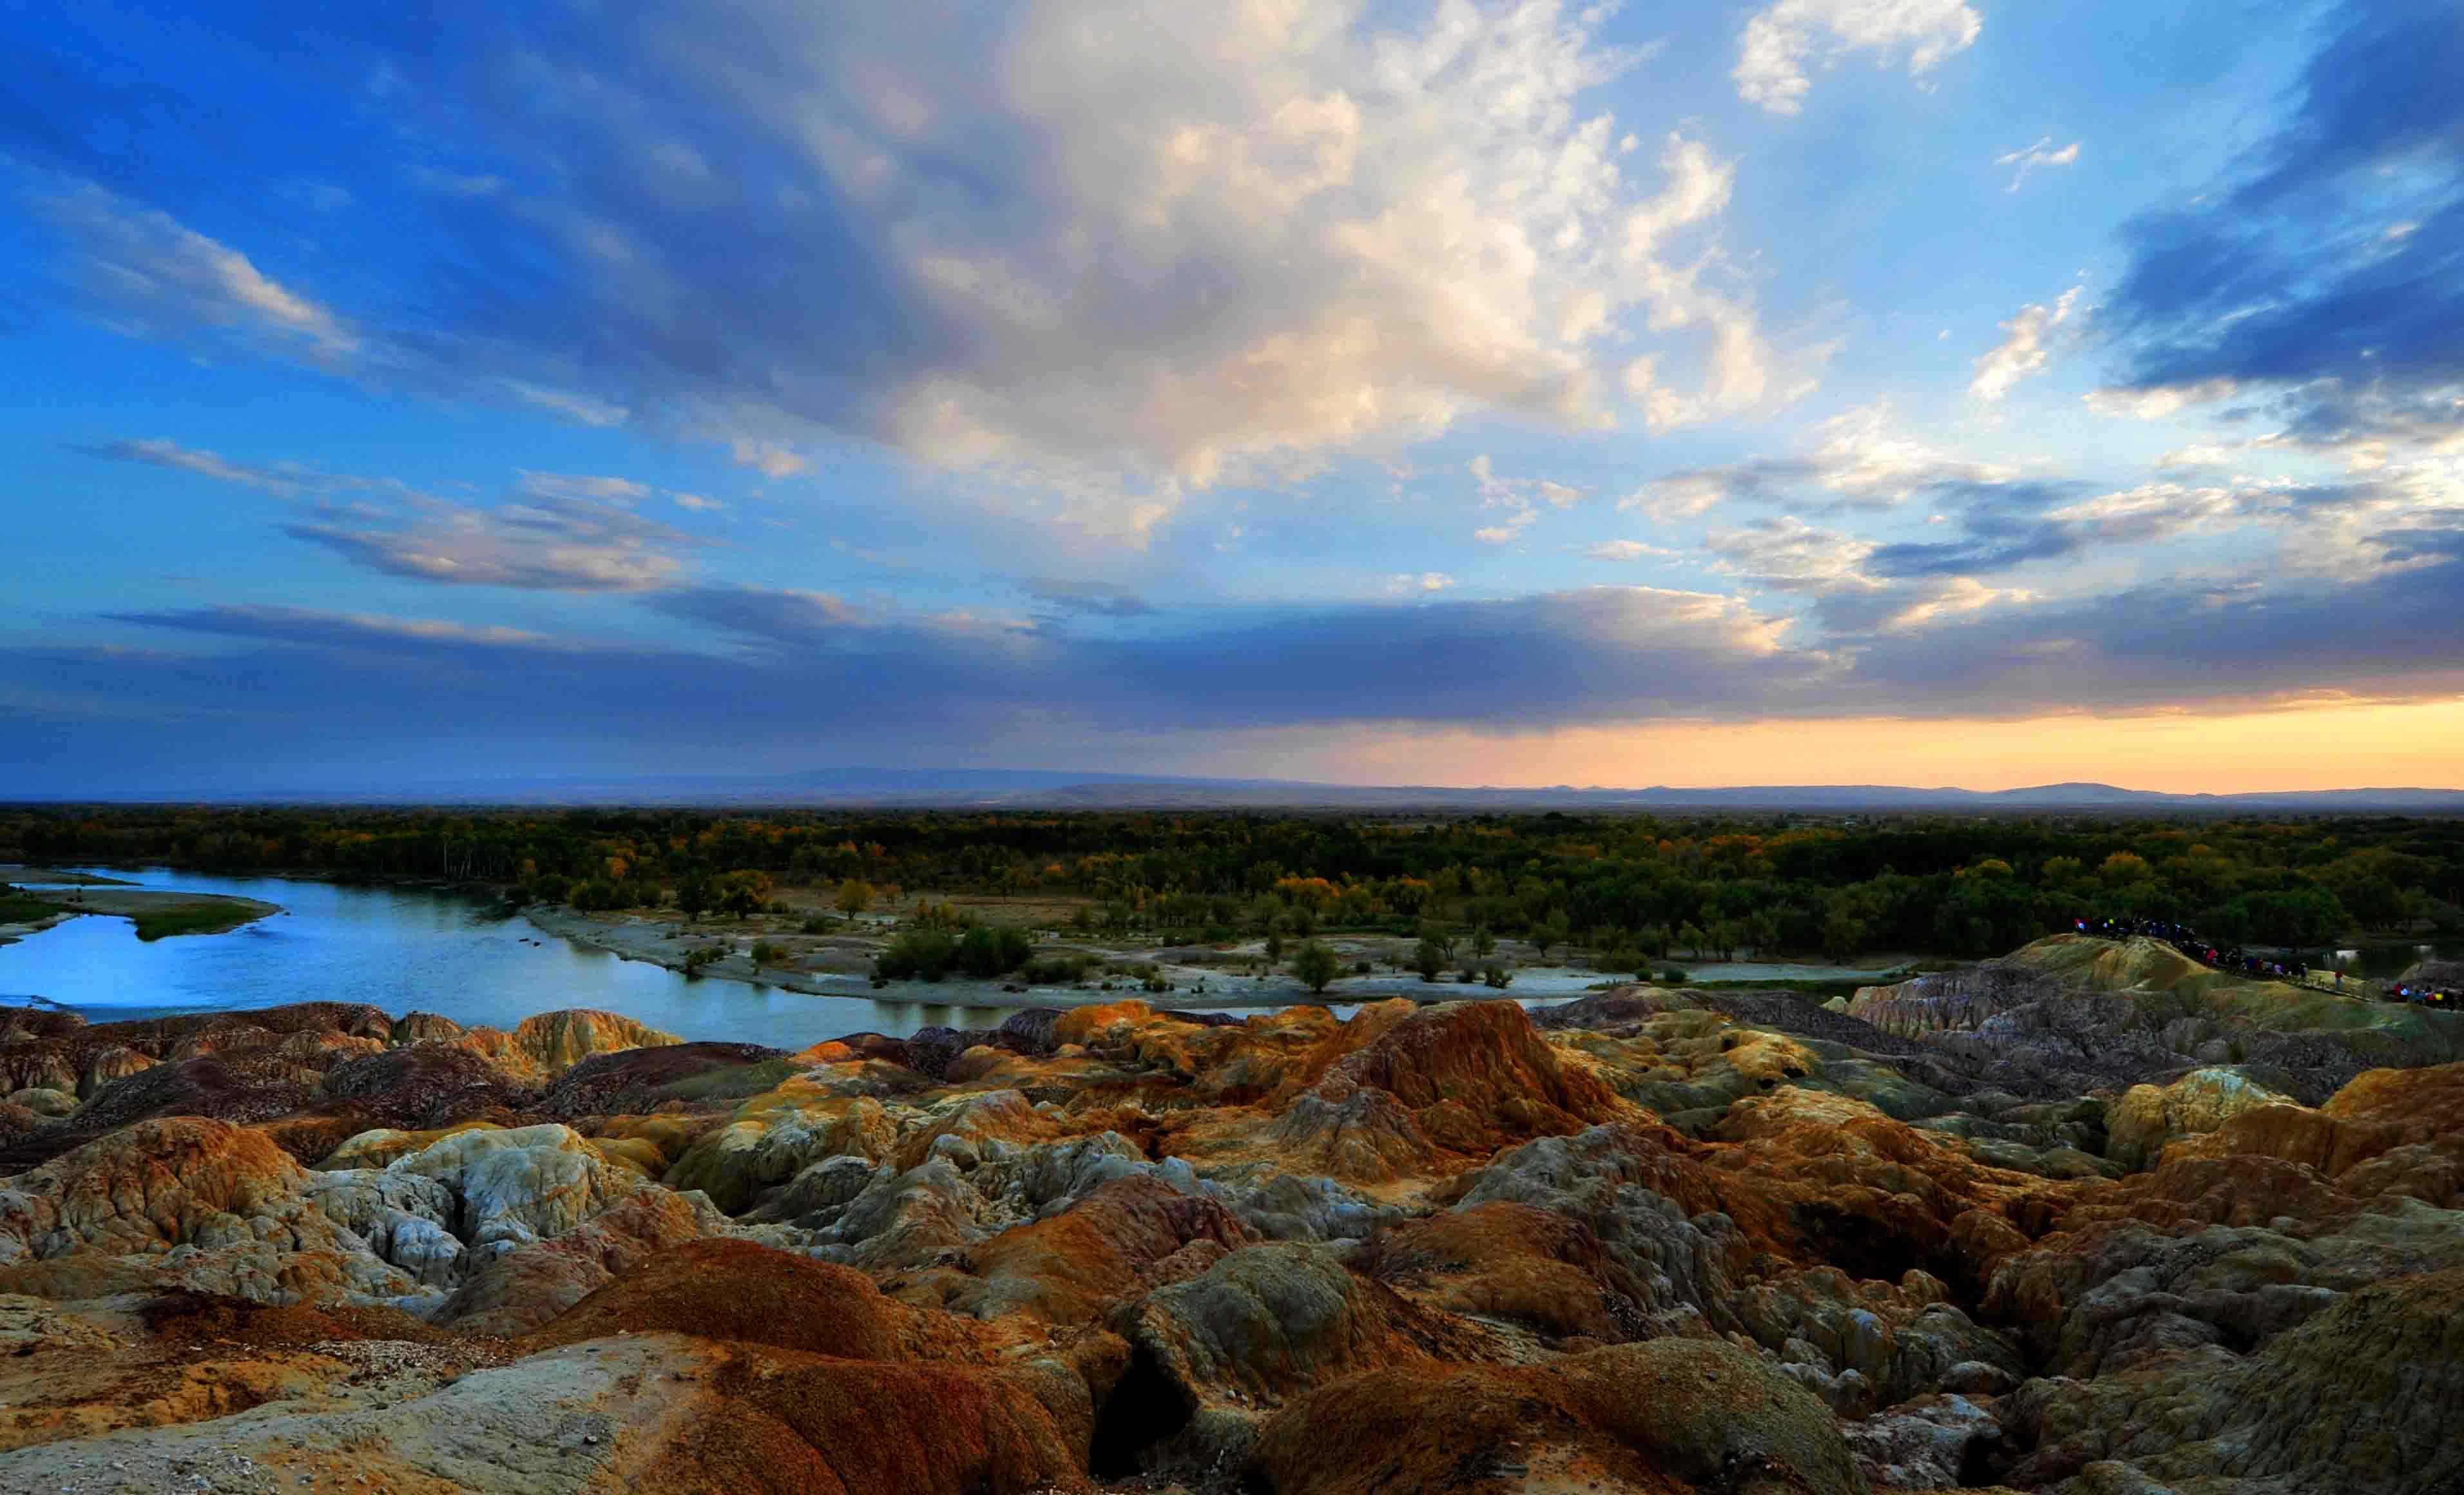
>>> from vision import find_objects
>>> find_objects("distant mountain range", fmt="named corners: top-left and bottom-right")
top-left (51, 769), bottom-right (2464, 813)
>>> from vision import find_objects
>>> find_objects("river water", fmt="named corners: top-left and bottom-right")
top-left (0, 867), bottom-right (1007, 1044)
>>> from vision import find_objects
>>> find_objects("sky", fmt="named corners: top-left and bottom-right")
top-left (3, 0), bottom-right (2460, 795)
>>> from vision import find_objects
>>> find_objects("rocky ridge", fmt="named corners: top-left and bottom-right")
top-left (0, 934), bottom-right (2456, 1492)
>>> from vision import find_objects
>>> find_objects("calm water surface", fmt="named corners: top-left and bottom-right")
top-left (0, 867), bottom-right (1003, 1043)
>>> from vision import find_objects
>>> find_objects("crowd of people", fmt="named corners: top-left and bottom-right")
top-left (2072, 915), bottom-right (2462, 1008)
top-left (2072, 914), bottom-right (2315, 983)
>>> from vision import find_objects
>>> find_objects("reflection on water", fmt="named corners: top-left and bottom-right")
top-left (2334, 941), bottom-right (2464, 981)
top-left (0, 867), bottom-right (1002, 1045)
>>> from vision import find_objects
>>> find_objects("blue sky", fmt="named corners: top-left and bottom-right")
top-left (3, 0), bottom-right (2460, 793)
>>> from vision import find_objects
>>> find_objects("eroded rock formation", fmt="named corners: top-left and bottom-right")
top-left (0, 939), bottom-right (2458, 1492)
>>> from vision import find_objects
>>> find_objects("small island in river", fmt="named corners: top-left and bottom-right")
top-left (0, 873), bottom-right (281, 946)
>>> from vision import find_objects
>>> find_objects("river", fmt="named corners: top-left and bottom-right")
top-left (0, 867), bottom-right (1008, 1044)
top-left (2, 866), bottom-right (1943, 1046)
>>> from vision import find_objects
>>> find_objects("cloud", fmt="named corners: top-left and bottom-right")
top-left (515, 472), bottom-right (655, 505)
top-left (1020, 578), bottom-right (1155, 617)
top-left (1735, 0), bottom-right (1981, 115)
top-left (1386, 572), bottom-right (1458, 595)
top-left (652, 585), bottom-right (871, 641)
top-left (731, 440), bottom-right (810, 479)
top-left (1866, 476), bottom-right (2339, 579)
top-left (1581, 539), bottom-right (1676, 561)
top-left (36, 178), bottom-right (357, 360)
top-left (1995, 136), bottom-right (2081, 191)
top-left (1704, 516), bottom-right (1882, 593)
top-left (1876, 576), bottom-right (2036, 632)
top-left (505, 382), bottom-right (629, 427)
top-left (1628, 403), bottom-right (2014, 517)
top-left (37, 546), bottom-right (2463, 786)
top-left (78, 437), bottom-right (320, 495)
top-left (2083, 379), bottom-right (2239, 420)
top-left (670, 493), bottom-right (726, 513)
top-left (17, 1), bottom-right (1784, 524)
top-left (1971, 285), bottom-right (2083, 401)
top-left (102, 604), bottom-right (553, 651)
top-left (2095, 2), bottom-right (2464, 448)
top-left (1474, 514), bottom-right (1538, 545)
top-left (285, 491), bottom-right (700, 592)
top-left (1468, 453), bottom-right (1584, 543)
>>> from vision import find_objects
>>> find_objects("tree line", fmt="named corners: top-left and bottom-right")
top-left (3, 805), bottom-right (2458, 960)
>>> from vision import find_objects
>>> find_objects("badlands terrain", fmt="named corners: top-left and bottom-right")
top-left (0, 932), bottom-right (2460, 1493)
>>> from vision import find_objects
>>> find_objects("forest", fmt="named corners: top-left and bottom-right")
top-left (7, 804), bottom-right (2460, 963)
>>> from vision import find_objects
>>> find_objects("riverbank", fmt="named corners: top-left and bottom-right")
top-left (523, 902), bottom-right (1926, 1016)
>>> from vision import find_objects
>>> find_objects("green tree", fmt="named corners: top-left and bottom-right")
top-left (1412, 936), bottom-right (1447, 982)
top-left (1290, 940), bottom-right (1342, 994)
top-left (1744, 909), bottom-right (1782, 959)
top-left (1532, 912), bottom-right (1570, 961)
top-left (1820, 908), bottom-right (1867, 964)
top-left (1471, 925), bottom-right (1497, 958)
top-left (675, 873), bottom-right (714, 921)
top-left (1677, 921), bottom-right (1707, 960)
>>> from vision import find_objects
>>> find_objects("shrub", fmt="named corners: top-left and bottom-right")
top-left (874, 929), bottom-right (959, 982)
top-left (955, 924), bottom-right (1033, 978)
top-left (1290, 940), bottom-right (1342, 994)
top-left (681, 945), bottom-right (724, 978)
top-left (1021, 954), bottom-right (1094, 985)
top-left (1482, 962), bottom-right (1513, 989)
top-left (749, 940), bottom-right (784, 966)
top-left (800, 916), bottom-right (831, 934)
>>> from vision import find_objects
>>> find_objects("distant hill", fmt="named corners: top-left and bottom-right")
top-left (48, 769), bottom-right (2464, 813)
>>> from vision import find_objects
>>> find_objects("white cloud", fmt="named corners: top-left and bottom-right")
top-left (2084, 379), bottom-right (2240, 420)
top-left (2153, 443), bottom-right (2239, 470)
top-left (671, 492), bottom-right (727, 513)
top-left (1705, 515), bottom-right (1882, 593)
top-left (285, 491), bottom-right (702, 592)
top-left (1469, 452), bottom-right (1584, 543)
top-left (39, 180), bottom-right (358, 359)
top-left (80, 438), bottom-right (318, 496)
top-left (1995, 135), bottom-right (2082, 191)
top-left (517, 472), bottom-right (655, 505)
top-left (1581, 539), bottom-right (1676, 561)
top-left (1622, 401), bottom-right (2012, 521)
top-left (1387, 571), bottom-right (1458, 593)
top-left (1878, 575), bottom-right (2034, 631)
top-left (1805, 401), bottom-right (2015, 500)
top-left (34, 2), bottom-right (1782, 531)
top-left (1735, 0), bottom-right (1981, 115)
top-left (1474, 511), bottom-right (1539, 545)
top-left (1970, 285), bottom-right (2083, 401)
top-left (731, 439), bottom-right (811, 478)
top-left (506, 381), bottom-right (630, 427)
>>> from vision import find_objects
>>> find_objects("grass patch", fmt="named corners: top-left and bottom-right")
top-left (126, 901), bottom-right (262, 940)
top-left (0, 891), bottom-right (68, 924)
